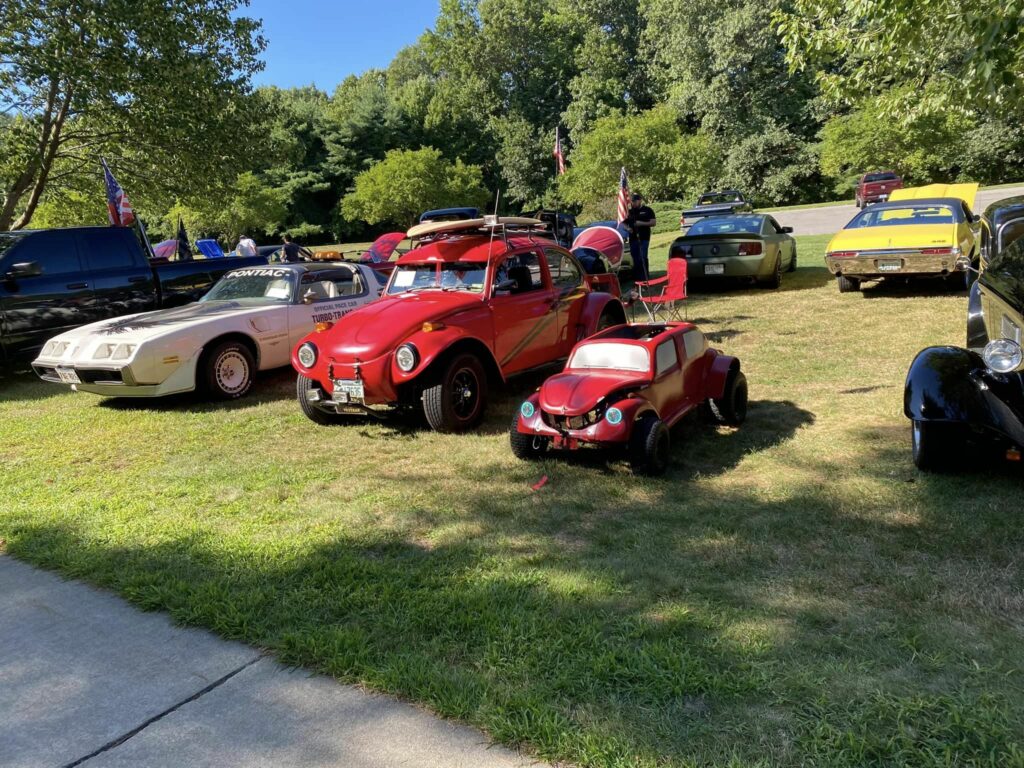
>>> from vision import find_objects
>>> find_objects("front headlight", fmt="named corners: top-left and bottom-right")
top-left (983, 338), bottom-right (1023, 373)
top-left (94, 343), bottom-right (115, 360)
top-left (605, 407), bottom-right (623, 425)
top-left (520, 401), bottom-right (535, 418)
top-left (396, 343), bottom-right (418, 372)
top-left (297, 342), bottom-right (317, 369)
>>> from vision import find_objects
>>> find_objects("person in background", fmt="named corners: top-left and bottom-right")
top-left (236, 234), bottom-right (257, 258)
top-left (625, 193), bottom-right (656, 282)
top-left (281, 233), bottom-right (313, 263)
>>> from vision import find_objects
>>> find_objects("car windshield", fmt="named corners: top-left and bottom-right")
top-left (864, 172), bottom-right (898, 183)
top-left (387, 261), bottom-right (487, 295)
top-left (847, 205), bottom-right (957, 228)
top-left (569, 342), bottom-right (650, 372)
top-left (200, 267), bottom-right (297, 303)
top-left (687, 216), bottom-right (764, 235)
top-left (699, 192), bottom-right (742, 205)
top-left (0, 232), bottom-right (25, 262)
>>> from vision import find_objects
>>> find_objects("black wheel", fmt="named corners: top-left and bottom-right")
top-left (509, 411), bottom-right (548, 460)
top-left (911, 419), bottom-right (963, 472)
top-left (629, 414), bottom-right (670, 476)
top-left (707, 370), bottom-right (748, 426)
top-left (296, 373), bottom-right (343, 425)
top-left (787, 245), bottom-right (797, 272)
top-left (422, 353), bottom-right (487, 432)
top-left (855, 196), bottom-right (863, 209)
top-left (760, 256), bottom-right (782, 289)
top-left (837, 274), bottom-right (860, 293)
top-left (200, 340), bottom-right (255, 399)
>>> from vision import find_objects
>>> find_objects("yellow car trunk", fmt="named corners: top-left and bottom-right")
top-left (828, 223), bottom-right (956, 253)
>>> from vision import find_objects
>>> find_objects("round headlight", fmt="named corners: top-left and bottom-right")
top-left (520, 401), bottom-right (535, 418)
top-left (982, 338), bottom-right (1023, 373)
top-left (396, 343), bottom-right (418, 372)
top-left (297, 342), bottom-right (317, 369)
top-left (605, 407), bottom-right (623, 425)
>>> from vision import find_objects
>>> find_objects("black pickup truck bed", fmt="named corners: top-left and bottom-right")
top-left (0, 226), bottom-right (266, 361)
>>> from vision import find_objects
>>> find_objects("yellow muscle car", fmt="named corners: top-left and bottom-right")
top-left (825, 183), bottom-right (980, 293)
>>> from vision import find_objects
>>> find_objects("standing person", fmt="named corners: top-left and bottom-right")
top-left (625, 193), bottom-right (656, 282)
top-left (236, 233), bottom-right (257, 258)
top-left (281, 234), bottom-right (312, 263)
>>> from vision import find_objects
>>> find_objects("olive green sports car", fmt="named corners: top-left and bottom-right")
top-left (669, 213), bottom-right (796, 288)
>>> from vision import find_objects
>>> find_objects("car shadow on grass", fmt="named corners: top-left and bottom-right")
top-left (97, 368), bottom-right (298, 413)
top-left (0, 368), bottom-right (71, 403)
top-left (859, 278), bottom-right (968, 300)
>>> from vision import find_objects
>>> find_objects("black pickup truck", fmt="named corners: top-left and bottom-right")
top-left (0, 226), bottom-right (266, 361)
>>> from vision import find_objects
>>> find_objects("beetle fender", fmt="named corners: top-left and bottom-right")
top-left (392, 327), bottom-right (502, 386)
top-left (705, 353), bottom-right (740, 399)
top-left (578, 294), bottom-right (626, 338)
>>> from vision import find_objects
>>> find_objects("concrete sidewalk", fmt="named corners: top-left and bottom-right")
top-left (0, 555), bottom-right (537, 768)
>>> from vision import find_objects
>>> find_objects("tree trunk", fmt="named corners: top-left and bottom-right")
top-left (0, 79), bottom-right (62, 231)
top-left (12, 87), bottom-right (74, 230)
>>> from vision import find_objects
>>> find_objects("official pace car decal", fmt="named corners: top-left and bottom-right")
top-left (310, 300), bottom-right (360, 324)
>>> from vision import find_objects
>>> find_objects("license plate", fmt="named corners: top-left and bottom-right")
top-left (333, 379), bottom-right (364, 402)
top-left (56, 367), bottom-right (80, 384)
top-left (878, 260), bottom-right (902, 272)
top-left (704, 263), bottom-right (725, 275)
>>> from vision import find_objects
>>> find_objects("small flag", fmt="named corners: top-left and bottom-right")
top-left (176, 216), bottom-right (193, 261)
top-left (616, 167), bottom-right (630, 225)
top-left (101, 159), bottom-right (135, 227)
top-left (553, 127), bottom-right (566, 175)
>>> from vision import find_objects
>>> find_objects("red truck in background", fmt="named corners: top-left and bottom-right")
top-left (855, 171), bottom-right (903, 208)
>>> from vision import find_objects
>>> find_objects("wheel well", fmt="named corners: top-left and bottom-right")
top-left (600, 300), bottom-right (627, 326)
top-left (200, 332), bottom-right (260, 369)
top-left (424, 338), bottom-right (503, 388)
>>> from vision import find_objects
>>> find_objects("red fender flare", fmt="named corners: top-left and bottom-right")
top-left (706, 352), bottom-right (740, 399)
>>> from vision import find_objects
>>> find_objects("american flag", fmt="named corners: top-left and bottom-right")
top-left (553, 127), bottom-right (566, 175)
top-left (101, 158), bottom-right (135, 227)
top-left (616, 166), bottom-right (630, 225)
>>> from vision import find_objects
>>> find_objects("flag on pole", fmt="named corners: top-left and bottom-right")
top-left (616, 166), bottom-right (630, 225)
top-left (553, 127), bottom-right (566, 175)
top-left (101, 159), bottom-right (135, 227)
top-left (176, 216), bottom-right (193, 261)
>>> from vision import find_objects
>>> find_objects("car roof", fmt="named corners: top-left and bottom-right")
top-left (984, 196), bottom-right (1024, 226)
top-left (395, 234), bottom-right (554, 265)
top-left (581, 322), bottom-right (697, 349)
top-left (224, 261), bottom-right (357, 275)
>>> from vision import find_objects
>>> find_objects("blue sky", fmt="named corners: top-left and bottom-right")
top-left (245, 0), bottom-right (441, 93)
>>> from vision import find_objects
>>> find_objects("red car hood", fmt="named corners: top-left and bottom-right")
top-left (539, 370), bottom-right (651, 416)
top-left (324, 291), bottom-right (482, 360)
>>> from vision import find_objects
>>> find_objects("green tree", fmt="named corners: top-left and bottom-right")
top-left (341, 148), bottom-right (488, 228)
top-left (0, 0), bottom-right (264, 230)
top-left (776, 0), bottom-right (1024, 119)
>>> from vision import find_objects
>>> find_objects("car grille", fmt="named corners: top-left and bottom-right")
top-left (546, 409), bottom-right (600, 431)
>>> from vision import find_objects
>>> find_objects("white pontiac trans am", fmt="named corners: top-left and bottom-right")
top-left (31, 262), bottom-right (386, 399)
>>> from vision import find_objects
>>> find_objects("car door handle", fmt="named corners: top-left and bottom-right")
top-left (128, 276), bottom-right (148, 284)
top-left (66, 282), bottom-right (88, 289)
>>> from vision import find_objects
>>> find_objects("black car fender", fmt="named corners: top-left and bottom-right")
top-left (904, 345), bottom-right (1024, 445)
top-left (966, 280), bottom-right (988, 349)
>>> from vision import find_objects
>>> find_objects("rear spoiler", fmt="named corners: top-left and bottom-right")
top-left (889, 183), bottom-right (979, 208)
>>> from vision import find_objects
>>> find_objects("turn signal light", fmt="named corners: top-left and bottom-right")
top-left (315, 321), bottom-right (334, 332)
top-left (422, 321), bottom-right (445, 332)
top-left (829, 251), bottom-right (858, 258)
top-left (1007, 448), bottom-right (1021, 462)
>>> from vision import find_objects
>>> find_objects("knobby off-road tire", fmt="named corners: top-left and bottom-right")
top-left (422, 353), bottom-right (488, 432)
top-left (837, 274), bottom-right (861, 293)
top-left (707, 370), bottom-right (748, 427)
top-left (509, 411), bottom-right (548, 460)
top-left (911, 419), bottom-right (963, 472)
top-left (629, 414), bottom-right (671, 476)
top-left (200, 340), bottom-right (255, 400)
top-left (296, 373), bottom-right (344, 425)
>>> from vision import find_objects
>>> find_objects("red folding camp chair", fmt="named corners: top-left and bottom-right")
top-left (635, 257), bottom-right (687, 321)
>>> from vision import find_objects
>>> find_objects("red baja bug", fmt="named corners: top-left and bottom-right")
top-left (291, 217), bottom-right (627, 431)
top-left (510, 322), bottom-right (747, 475)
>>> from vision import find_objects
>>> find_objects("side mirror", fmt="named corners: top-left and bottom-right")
top-left (494, 278), bottom-right (517, 293)
top-left (972, 214), bottom-right (982, 223)
top-left (302, 288), bottom-right (318, 304)
top-left (8, 261), bottom-right (42, 279)
top-left (781, 226), bottom-right (794, 234)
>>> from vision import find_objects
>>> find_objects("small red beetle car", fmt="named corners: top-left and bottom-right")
top-left (510, 322), bottom-right (747, 475)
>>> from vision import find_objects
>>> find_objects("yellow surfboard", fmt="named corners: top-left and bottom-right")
top-left (407, 216), bottom-right (541, 240)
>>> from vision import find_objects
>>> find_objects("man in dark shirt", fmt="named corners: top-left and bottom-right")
top-left (281, 234), bottom-right (313, 263)
top-left (625, 193), bottom-right (656, 281)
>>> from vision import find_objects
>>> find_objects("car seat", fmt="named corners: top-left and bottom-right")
top-left (507, 265), bottom-right (533, 293)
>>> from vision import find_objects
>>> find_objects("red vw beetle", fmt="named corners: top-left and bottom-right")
top-left (291, 218), bottom-right (626, 431)
top-left (510, 322), bottom-right (747, 475)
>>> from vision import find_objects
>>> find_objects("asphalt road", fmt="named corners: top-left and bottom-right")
top-left (771, 184), bottom-right (1024, 237)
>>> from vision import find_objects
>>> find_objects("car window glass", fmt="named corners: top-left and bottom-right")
top-left (688, 216), bottom-right (763, 236)
top-left (655, 340), bottom-right (678, 375)
top-left (78, 230), bottom-right (137, 271)
top-left (544, 249), bottom-right (583, 290)
top-left (497, 251), bottom-right (544, 294)
top-left (9, 231), bottom-right (82, 276)
top-left (306, 268), bottom-right (365, 298)
top-left (683, 330), bottom-right (705, 360)
top-left (1000, 219), bottom-right (1024, 252)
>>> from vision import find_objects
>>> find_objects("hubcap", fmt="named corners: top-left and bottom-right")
top-left (216, 350), bottom-right (249, 394)
top-left (450, 368), bottom-right (479, 420)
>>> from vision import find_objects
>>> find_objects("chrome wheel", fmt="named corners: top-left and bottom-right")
top-left (214, 349), bottom-right (250, 395)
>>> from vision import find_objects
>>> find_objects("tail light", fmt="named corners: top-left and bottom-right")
top-left (920, 247), bottom-right (953, 255)
top-left (737, 242), bottom-right (763, 256)
top-left (828, 251), bottom-right (858, 258)
top-left (672, 244), bottom-right (693, 258)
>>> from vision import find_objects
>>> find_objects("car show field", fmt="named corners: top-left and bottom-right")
top-left (2, 232), bottom-right (1022, 767)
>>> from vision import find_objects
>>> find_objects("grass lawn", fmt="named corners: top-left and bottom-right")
top-left (3, 234), bottom-right (1023, 767)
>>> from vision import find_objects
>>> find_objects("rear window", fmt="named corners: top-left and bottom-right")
top-left (687, 216), bottom-right (764, 236)
top-left (847, 205), bottom-right (957, 228)
top-left (864, 172), bottom-right (898, 183)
